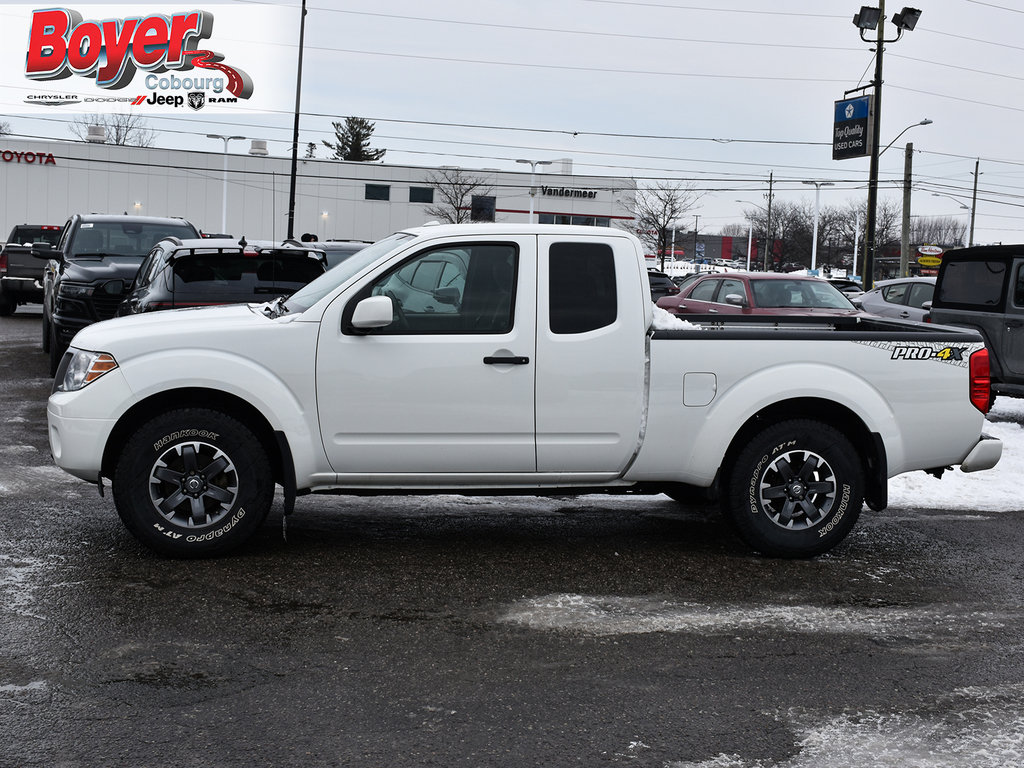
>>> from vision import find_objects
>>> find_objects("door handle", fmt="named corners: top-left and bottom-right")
top-left (483, 356), bottom-right (529, 365)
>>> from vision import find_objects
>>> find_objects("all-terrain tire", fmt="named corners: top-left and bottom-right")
top-left (112, 408), bottom-right (274, 557)
top-left (724, 419), bottom-right (864, 558)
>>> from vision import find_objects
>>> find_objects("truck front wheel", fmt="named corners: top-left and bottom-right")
top-left (112, 409), bottom-right (274, 557)
top-left (725, 419), bottom-right (864, 558)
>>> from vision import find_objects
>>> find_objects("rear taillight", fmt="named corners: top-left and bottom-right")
top-left (969, 348), bottom-right (993, 413)
top-left (0, 250), bottom-right (7, 272)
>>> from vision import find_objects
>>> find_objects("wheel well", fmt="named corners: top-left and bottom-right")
top-left (720, 397), bottom-right (887, 510)
top-left (101, 388), bottom-right (284, 485)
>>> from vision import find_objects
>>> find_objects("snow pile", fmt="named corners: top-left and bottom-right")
top-left (651, 304), bottom-right (701, 330)
top-left (888, 397), bottom-right (1024, 513)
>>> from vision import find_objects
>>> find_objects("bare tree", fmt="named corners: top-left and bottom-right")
top-left (70, 113), bottom-right (156, 146)
top-left (911, 215), bottom-right (968, 248)
top-left (424, 168), bottom-right (493, 224)
top-left (626, 181), bottom-right (704, 269)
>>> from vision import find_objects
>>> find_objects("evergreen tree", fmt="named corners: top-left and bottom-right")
top-left (321, 117), bottom-right (385, 162)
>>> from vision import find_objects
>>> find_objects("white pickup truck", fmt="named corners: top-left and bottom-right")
top-left (46, 224), bottom-right (1002, 558)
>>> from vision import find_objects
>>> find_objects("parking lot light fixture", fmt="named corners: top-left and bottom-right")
top-left (516, 159), bottom-right (553, 222)
top-left (853, 1), bottom-right (923, 291)
top-left (207, 134), bottom-right (246, 233)
top-left (802, 181), bottom-right (835, 271)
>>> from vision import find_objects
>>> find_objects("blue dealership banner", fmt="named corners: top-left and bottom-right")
top-left (833, 95), bottom-right (874, 160)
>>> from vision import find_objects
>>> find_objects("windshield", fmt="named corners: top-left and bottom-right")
top-left (70, 221), bottom-right (197, 259)
top-left (284, 232), bottom-right (415, 312)
top-left (751, 279), bottom-right (856, 309)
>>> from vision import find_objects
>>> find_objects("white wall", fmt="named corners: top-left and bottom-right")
top-left (0, 138), bottom-right (636, 241)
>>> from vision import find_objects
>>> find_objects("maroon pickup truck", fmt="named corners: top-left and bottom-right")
top-left (0, 224), bottom-right (62, 315)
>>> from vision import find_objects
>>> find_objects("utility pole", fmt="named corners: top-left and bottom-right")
top-left (970, 158), bottom-right (980, 247)
top-left (764, 172), bottom-right (774, 271)
top-left (900, 142), bottom-right (913, 277)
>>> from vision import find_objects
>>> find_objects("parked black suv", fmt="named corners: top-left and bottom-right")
top-left (36, 214), bottom-right (200, 374)
top-left (647, 269), bottom-right (680, 301)
top-left (929, 244), bottom-right (1024, 399)
top-left (119, 237), bottom-right (326, 315)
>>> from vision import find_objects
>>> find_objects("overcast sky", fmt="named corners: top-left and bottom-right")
top-left (2, 0), bottom-right (1022, 244)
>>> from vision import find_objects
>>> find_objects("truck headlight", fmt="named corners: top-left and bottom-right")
top-left (58, 282), bottom-right (95, 298)
top-left (58, 350), bottom-right (118, 392)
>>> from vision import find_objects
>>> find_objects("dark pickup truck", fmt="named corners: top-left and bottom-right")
top-left (35, 213), bottom-right (200, 374)
top-left (0, 224), bottom-right (62, 315)
top-left (929, 244), bottom-right (1024, 399)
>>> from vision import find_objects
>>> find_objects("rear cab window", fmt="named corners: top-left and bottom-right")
top-left (548, 241), bottom-right (617, 334)
top-left (936, 259), bottom-right (1009, 311)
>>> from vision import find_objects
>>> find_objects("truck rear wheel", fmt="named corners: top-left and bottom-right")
top-left (0, 292), bottom-right (14, 317)
top-left (112, 409), bottom-right (274, 557)
top-left (725, 419), bottom-right (863, 558)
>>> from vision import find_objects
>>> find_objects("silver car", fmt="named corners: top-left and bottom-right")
top-left (855, 276), bottom-right (936, 322)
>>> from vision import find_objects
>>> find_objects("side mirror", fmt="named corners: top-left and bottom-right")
top-left (922, 300), bottom-right (932, 310)
top-left (351, 295), bottom-right (395, 329)
top-left (433, 287), bottom-right (460, 306)
top-left (31, 243), bottom-right (55, 261)
top-left (724, 293), bottom-right (747, 306)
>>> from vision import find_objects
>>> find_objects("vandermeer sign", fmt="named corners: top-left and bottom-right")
top-left (833, 95), bottom-right (874, 161)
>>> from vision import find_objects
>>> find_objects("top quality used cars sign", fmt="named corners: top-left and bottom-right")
top-left (833, 95), bottom-right (874, 161)
top-left (3, 4), bottom-right (294, 114)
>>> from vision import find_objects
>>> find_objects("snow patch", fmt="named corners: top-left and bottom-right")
top-left (669, 685), bottom-right (1024, 768)
top-left (497, 594), bottom-right (1008, 639)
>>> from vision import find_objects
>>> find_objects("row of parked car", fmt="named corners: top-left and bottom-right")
top-left (0, 213), bottom-right (370, 374)
top-left (647, 267), bottom-right (936, 323)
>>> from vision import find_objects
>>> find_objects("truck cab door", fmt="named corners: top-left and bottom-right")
top-left (535, 235), bottom-right (647, 473)
top-left (315, 236), bottom-right (538, 477)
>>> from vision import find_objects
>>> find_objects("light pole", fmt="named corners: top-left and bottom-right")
top-left (286, 0), bottom-right (308, 241)
top-left (932, 192), bottom-right (971, 246)
top-left (207, 134), bottom-right (246, 234)
top-left (801, 181), bottom-right (835, 272)
top-left (516, 159), bottom-right (553, 222)
top-left (736, 200), bottom-right (771, 271)
top-left (852, 4), bottom-right (923, 290)
top-left (692, 214), bottom-right (701, 265)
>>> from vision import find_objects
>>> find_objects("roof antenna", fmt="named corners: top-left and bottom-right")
top-left (238, 235), bottom-right (247, 249)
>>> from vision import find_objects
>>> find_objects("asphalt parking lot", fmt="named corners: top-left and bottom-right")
top-left (3, 306), bottom-right (1024, 767)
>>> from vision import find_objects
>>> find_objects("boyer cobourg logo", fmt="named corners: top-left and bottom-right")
top-left (23, 8), bottom-right (253, 108)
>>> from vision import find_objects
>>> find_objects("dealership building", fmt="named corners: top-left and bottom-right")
top-left (0, 137), bottom-right (637, 243)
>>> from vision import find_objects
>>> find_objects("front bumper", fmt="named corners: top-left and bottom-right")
top-left (47, 366), bottom-right (134, 482)
top-left (960, 434), bottom-right (1003, 473)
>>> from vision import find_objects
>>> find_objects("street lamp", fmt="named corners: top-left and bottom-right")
top-left (736, 200), bottom-right (771, 271)
top-left (880, 118), bottom-right (932, 156)
top-left (801, 181), bottom-right (835, 271)
top-left (207, 134), bottom-right (246, 234)
top-left (851, 4), bottom-right (923, 290)
top-left (932, 192), bottom-right (972, 246)
top-left (516, 158), bottom-right (553, 222)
